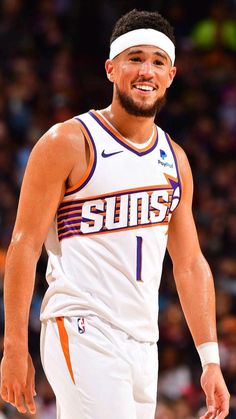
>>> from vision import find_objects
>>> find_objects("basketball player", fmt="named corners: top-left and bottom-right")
top-left (0, 9), bottom-right (230, 419)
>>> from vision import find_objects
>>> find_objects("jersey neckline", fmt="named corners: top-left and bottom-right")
top-left (89, 109), bottom-right (158, 156)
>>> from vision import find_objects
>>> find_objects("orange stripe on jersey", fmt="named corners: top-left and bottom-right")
top-left (57, 210), bottom-right (106, 223)
top-left (65, 121), bottom-right (95, 194)
top-left (58, 202), bottom-right (83, 212)
top-left (90, 109), bottom-right (157, 153)
top-left (58, 220), bottom-right (95, 233)
top-left (57, 209), bottom-right (83, 220)
top-left (56, 317), bottom-right (75, 384)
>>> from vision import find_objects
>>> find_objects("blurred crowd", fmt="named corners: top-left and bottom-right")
top-left (0, 0), bottom-right (235, 418)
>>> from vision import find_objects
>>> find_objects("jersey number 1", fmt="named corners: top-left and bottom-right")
top-left (136, 236), bottom-right (143, 281)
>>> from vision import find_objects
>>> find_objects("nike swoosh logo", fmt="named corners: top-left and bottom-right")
top-left (102, 150), bottom-right (124, 158)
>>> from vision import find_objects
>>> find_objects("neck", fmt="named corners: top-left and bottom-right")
top-left (100, 102), bottom-right (156, 144)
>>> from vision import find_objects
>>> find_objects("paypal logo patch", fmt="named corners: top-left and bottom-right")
top-left (158, 149), bottom-right (173, 169)
top-left (160, 149), bottom-right (167, 160)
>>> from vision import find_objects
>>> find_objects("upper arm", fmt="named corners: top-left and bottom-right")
top-left (11, 120), bottom-right (86, 253)
top-left (167, 141), bottom-right (202, 267)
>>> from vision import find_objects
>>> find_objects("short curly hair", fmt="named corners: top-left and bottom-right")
top-left (110, 9), bottom-right (175, 45)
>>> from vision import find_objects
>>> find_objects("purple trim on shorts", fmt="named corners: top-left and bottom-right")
top-left (89, 111), bottom-right (158, 156)
top-left (64, 117), bottom-right (97, 196)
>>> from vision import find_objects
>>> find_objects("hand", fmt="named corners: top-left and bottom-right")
top-left (200, 364), bottom-right (230, 418)
top-left (0, 352), bottom-right (36, 414)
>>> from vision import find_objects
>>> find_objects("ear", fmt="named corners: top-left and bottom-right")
top-left (167, 66), bottom-right (177, 88)
top-left (105, 59), bottom-right (115, 82)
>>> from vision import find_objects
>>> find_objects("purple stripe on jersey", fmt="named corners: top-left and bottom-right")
top-left (89, 111), bottom-right (158, 156)
top-left (58, 219), bottom-right (82, 227)
top-left (64, 117), bottom-right (97, 196)
top-left (58, 225), bottom-right (81, 235)
top-left (59, 216), bottom-right (93, 226)
top-left (57, 211), bottom-right (82, 222)
top-left (59, 199), bottom-right (83, 208)
top-left (164, 132), bottom-right (182, 205)
top-left (58, 208), bottom-right (104, 223)
top-left (57, 205), bottom-right (83, 216)
top-left (58, 201), bottom-right (100, 214)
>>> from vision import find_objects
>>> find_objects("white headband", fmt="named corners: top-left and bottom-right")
top-left (109, 28), bottom-right (175, 65)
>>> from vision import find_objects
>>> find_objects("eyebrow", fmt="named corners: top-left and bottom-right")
top-left (127, 49), bottom-right (168, 61)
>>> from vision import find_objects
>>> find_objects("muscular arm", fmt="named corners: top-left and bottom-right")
top-left (1, 119), bottom-right (87, 413)
top-left (167, 142), bottom-right (229, 418)
top-left (167, 146), bottom-right (216, 345)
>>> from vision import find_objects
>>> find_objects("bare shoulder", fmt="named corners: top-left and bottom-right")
top-left (26, 118), bottom-right (87, 183)
top-left (34, 118), bottom-right (85, 156)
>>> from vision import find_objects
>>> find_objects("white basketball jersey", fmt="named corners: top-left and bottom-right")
top-left (40, 110), bottom-right (181, 342)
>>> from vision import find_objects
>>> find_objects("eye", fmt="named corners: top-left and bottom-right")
top-left (129, 56), bottom-right (142, 62)
top-left (154, 59), bottom-right (164, 66)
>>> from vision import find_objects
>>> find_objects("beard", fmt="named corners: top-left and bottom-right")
top-left (115, 83), bottom-right (166, 117)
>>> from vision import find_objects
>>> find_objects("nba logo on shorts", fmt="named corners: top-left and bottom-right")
top-left (77, 317), bottom-right (85, 334)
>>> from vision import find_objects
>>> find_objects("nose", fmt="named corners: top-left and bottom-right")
top-left (138, 61), bottom-right (154, 77)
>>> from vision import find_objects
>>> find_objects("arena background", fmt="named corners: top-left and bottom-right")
top-left (0, 0), bottom-right (236, 418)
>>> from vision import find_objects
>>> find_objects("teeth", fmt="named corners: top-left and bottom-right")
top-left (135, 85), bottom-right (154, 91)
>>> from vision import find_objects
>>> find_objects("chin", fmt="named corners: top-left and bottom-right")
top-left (116, 85), bottom-right (166, 117)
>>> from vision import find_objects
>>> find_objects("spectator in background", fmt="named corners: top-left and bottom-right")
top-left (190, 3), bottom-right (236, 51)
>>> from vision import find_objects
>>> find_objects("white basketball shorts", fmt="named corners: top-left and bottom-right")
top-left (40, 315), bottom-right (158, 419)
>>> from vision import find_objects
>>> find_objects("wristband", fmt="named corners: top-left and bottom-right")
top-left (197, 342), bottom-right (220, 367)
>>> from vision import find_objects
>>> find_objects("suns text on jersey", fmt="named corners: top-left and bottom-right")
top-left (57, 184), bottom-right (180, 239)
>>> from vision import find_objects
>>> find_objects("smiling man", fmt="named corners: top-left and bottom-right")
top-left (0, 9), bottom-right (230, 419)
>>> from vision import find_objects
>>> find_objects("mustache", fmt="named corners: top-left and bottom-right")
top-left (132, 77), bottom-right (157, 85)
